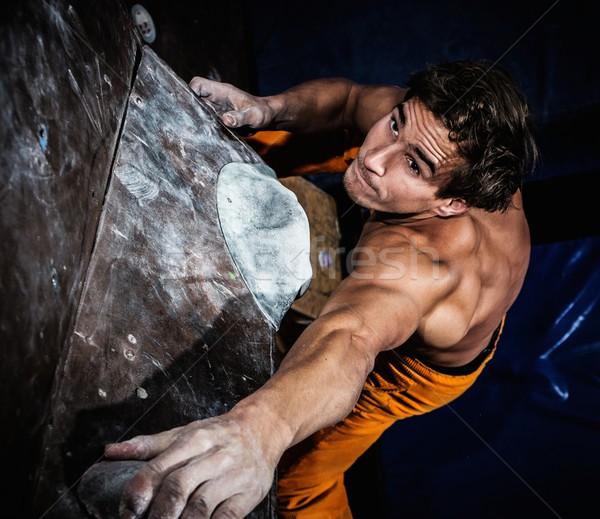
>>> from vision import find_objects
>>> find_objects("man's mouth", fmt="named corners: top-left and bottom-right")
top-left (355, 160), bottom-right (376, 191)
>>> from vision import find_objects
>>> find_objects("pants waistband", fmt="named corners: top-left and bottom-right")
top-left (416, 318), bottom-right (505, 376)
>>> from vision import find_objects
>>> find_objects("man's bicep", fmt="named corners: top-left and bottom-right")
top-left (318, 275), bottom-right (422, 353)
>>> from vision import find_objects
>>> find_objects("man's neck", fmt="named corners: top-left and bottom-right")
top-left (371, 209), bottom-right (442, 224)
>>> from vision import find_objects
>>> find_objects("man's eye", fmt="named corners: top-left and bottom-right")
top-left (390, 118), bottom-right (399, 135)
top-left (407, 157), bottom-right (420, 173)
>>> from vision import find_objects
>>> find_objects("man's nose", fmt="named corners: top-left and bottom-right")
top-left (363, 144), bottom-right (395, 177)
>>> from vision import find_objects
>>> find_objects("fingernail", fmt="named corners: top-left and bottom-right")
top-left (224, 114), bottom-right (236, 126)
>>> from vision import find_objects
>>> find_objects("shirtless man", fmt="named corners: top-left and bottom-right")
top-left (105, 60), bottom-right (538, 519)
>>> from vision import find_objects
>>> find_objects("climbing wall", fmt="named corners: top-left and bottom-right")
top-left (0, 1), bottom-right (276, 517)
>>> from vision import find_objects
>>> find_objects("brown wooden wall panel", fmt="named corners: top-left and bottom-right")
top-left (34, 46), bottom-right (276, 518)
top-left (0, 0), bottom-right (270, 516)
top-left (0, 0), bottom-right (138, 513)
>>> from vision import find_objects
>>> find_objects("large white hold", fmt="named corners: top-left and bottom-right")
top-left (217, 162), bottom-right (312, 329)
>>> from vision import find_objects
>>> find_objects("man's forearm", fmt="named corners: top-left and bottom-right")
top-left (264, 78), bottom-right (355, 134)
top-left (265, 79), bottom-right (407, 135)
top-left (228, 312), bottom-right (378, 460)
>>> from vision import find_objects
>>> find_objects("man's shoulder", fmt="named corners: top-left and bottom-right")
top-left (359, 215), bottom-right (478, 259)
top-left (350, 220), bottom-right (458, 295)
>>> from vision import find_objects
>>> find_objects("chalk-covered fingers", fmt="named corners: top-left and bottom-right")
top-left (105, 427), bottom-right (184, 460)
top-left (114, 423), bottom-right (216, 518)
top-left (179, 467), bottom-right (273, 519)
top-left (189, 76), bottom-right (274, 130)
top-left (107, 417), bottom-right (276, 519)
top-left (145, 455), bottom-right (230, 519)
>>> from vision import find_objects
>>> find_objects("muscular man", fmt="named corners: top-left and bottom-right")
top-left (105, 60), bottom-right (538, 519)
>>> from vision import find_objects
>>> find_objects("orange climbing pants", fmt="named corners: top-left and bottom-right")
top-left (277, 318), bottom-right (505, 519)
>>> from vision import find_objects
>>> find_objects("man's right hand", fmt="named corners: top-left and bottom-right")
top-left (189, 77), bottom-right (276, 132)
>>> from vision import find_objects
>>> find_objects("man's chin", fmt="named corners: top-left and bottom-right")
top-left (343, 172), bottom-right (370, 208)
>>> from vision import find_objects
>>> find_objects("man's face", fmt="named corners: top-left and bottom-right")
top-left (344, 97), bottom-right (462, 215)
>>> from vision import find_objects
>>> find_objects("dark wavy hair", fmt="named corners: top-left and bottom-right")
top-left (404, 60), bottom-right (538, 212)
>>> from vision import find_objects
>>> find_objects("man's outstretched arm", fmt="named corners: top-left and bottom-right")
top-left (103, 259), bottom-right (427, 519)
top-left (189, 76), bottom-right (407, 136)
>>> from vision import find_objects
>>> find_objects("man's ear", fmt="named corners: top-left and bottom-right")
top-left (435, 198), bottom-right (468, 217)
